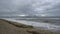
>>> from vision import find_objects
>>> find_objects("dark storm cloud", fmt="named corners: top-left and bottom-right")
top-left (0, 0), bottom-right (60, 16)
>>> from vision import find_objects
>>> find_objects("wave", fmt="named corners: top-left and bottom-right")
top-left (3, 18), bottom-right (60, 32)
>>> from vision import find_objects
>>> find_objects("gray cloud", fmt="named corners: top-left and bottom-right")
top-left (0, 0), bottom-right (60, 17)
top-left (31, 0), bottom-right (60, 16)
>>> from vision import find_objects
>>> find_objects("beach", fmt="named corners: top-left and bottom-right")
top-left (0, 19), bottom-right (60, 34)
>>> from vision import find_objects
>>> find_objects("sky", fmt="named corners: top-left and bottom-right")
top-left (0, 0), bottom-right (60, 17)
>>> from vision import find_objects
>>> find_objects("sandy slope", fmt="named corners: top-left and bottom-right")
top-left (0, 19), bottom-right (31, 34)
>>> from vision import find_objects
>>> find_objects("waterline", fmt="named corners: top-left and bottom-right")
top-left (3, 18), bottom-right (60, 32)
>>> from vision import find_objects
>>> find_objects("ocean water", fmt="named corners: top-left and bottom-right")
top-left (3, 18), bottom-right (60, 32)
top-left (15, 18), bottom-right (60, 25)
top-left (3, 18), bottom-right (60, 26)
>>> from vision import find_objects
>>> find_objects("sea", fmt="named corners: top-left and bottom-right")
top-left (2, 17), bottom-right (60, 32)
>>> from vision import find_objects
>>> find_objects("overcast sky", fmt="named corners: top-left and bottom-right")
top-left (0, 0), bottom-right (60, 17)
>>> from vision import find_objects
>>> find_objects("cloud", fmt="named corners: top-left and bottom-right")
top-left (31, 0), bottom-right (60, 16)
top-left (0, 0), bottom-right (60, 16)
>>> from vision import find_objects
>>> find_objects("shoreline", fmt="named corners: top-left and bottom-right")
top-left (3, 18), bottom-right (60, 32)
top-left (0, 19), bottom-right (60, 34)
